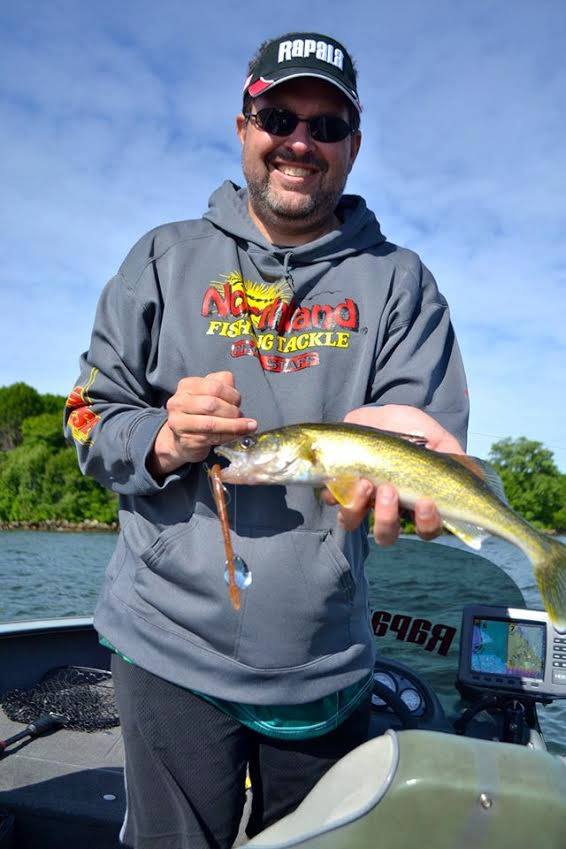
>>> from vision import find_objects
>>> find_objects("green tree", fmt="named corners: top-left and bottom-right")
top-left (21, 412), bottom-right (66, 451)
top-left (0, 443), bottom-right (117, 524)
top-left (489, 437), bottom-right (559, 478)
top-left (0, 443), bottom-right (52, 521)
top-left (551, 476), bottom-right (566, 533)
top-left (42, 449), bottom-right (118, 524)
top-left (40, 393), bottom-right (67, 414)
top-left (489, 438), bottom-right (564, 530)
top-left (0, 383), bottom-right (44, 450)
top-left (0, 383), bottom-right (118, 525)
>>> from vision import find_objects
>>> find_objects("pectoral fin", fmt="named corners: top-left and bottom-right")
top-left (442, 518), bottom-right (490, 550)
top-left (327, 476), bottom-right (363, 509)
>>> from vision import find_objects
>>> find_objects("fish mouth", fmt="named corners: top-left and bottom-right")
top-left (220, 466), bottom-right (267, 484)
top-left (214, 445), bottom-right (264, 484)
top-left (214, 446), bottom-right (299, 484)
top-left (214, 445), bottom-right (239, 463)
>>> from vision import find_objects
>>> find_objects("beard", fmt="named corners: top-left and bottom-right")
top-left (243, 149), bottom-right (348, 230)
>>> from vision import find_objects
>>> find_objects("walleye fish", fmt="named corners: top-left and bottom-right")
top-left (216, 422), bottom-right (566, 630)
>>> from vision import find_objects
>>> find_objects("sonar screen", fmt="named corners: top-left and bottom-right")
top-left (471, 617), bottom-right (545, 680)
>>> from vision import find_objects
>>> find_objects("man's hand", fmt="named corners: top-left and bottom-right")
top-left (322, 405), bottom-right (465, 546)
top-left (148, 372), bottom-right (257, 477)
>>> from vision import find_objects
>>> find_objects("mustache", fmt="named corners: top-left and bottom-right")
top-left (267, 149), bottom-right (328, 172)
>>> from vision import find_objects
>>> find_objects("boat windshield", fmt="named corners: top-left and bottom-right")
top-left (366, 537), bottom-right (526, 717)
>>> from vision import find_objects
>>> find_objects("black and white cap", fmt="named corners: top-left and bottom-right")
top-left (243, 33), bottom-right (361, 113)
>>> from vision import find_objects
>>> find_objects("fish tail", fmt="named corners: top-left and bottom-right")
top-left (532, 537), bottom-right (566, 631)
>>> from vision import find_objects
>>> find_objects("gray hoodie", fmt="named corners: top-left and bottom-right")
top-left (65, 180), bottom-right (468, 704)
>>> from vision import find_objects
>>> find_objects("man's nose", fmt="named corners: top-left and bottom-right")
top-left (284, 118), bottom-right (316, 153)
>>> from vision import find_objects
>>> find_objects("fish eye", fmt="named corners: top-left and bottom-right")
top-left (240, 436), bottom-right (256, 450)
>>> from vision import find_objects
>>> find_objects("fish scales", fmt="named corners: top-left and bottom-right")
top-left (216, 423), bottom-right (566, 629)
top-left (289, 424), bottom-right (540, 546)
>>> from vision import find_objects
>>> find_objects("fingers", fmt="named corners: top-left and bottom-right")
top-left (372, 485), bottom-right (401, 546)
top-left (331, 482), bottom-right (401, 546)
top-left (169, 373), bottom-right (257, 436)
top-left (324, 479), bottom-right (442, 548)
top-left (168, 413), bottom-right (257, 444)
top-left (176, 374), bottom-right (242, 408)
top-left (206, 370), bottom-right (236, 386)
top-left (168, 392), bottom-right (243, 420)
top-left (414, 499), bottom-right (442, 540)
top-left (327, 480), bottom-right (374, 531)
top-left (152, 372), bottom-right (258, 471)
top-left (323, 480), bottom-right (402, 547)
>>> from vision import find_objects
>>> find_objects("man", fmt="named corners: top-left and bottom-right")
top-left (66, 31), bottom-right (468, 849)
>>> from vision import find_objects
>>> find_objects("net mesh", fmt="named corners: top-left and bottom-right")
top-left (0, 666), bottom-right (120, 731)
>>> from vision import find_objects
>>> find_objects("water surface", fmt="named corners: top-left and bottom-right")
top-left (0, 529), bottom-right (563, 753)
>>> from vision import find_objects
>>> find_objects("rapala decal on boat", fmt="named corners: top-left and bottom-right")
top-left (65, 367), bottom-right (100, 446)
top-left (202, 272), bottom-right (360, 373)
top-left (371, 609), bottom-right (456, 657)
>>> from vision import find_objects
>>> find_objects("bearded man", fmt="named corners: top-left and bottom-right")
top-left (67, 31), bottom-right (468, 849)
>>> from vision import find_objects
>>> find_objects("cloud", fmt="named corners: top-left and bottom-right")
top-left (1, 0), bottom-right (564, 468)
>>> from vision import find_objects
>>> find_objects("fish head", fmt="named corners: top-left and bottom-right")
top-left (215, 427), bottom-right (320, 485)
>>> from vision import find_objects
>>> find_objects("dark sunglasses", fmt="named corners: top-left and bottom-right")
top-left (244, 107), bottom-right (354, 143)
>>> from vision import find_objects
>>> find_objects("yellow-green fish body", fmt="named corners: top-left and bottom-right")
top-left (217, 423), bottom-right (566, 629)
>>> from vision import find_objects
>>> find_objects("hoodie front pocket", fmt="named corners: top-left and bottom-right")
top-left (135, 514), bottom-right (242, 657)
top-left (233, 526), bottom-right (355, 670)
top-left (134, 517), bottom-right (356, 670)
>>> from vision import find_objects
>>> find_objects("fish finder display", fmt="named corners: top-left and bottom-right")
top-left (471, 618), bottom-right (546, 679)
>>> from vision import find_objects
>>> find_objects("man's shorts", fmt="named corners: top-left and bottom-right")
top-left (112, 654), bottom-right (371, 849)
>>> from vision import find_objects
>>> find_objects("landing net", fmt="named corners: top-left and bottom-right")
top-left (0, 666), bottom-right (119, 731)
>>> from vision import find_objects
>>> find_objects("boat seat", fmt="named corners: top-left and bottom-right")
top-left (247, 730), bottom-right (566, 849)
top-left (247, 732), bottom-right (397, 847)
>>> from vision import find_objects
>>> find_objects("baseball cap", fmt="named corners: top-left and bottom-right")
top-left (243, 33), bottom-right (361, 114)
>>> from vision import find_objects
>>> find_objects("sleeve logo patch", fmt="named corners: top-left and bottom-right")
top-left (66, 367), bottom-right (100, 445)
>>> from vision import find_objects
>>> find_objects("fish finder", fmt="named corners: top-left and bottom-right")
top-left (458, 605), bottom-right (566, 701)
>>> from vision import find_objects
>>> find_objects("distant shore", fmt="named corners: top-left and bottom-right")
top-left (0, 520), bottom-right (118, 533)
top-left (1, 520), bottom-right (561, 537)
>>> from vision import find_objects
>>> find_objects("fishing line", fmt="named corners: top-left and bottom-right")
top-left (205, 462), bottom-right (252, 593)
top-left (225, 478), bottom-right (252, 590)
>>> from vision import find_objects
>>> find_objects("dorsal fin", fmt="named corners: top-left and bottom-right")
top-left (474, 458), bottom-right (509, 505)
top-left (443, 453), bottom-right (486, 478)
top-left (441, 454), bottom-right (509, 505)
top-left (375, 428), bottom-right (428, 446)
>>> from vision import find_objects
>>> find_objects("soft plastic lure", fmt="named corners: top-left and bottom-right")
top-left (209, 463), bottom-right (240, 611)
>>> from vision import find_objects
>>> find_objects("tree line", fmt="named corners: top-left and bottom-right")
top-left (0, 382), bottom-right (565, 531)
top-left (0, 383), bottom-right (116, 525)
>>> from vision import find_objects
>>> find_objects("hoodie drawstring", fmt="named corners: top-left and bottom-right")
top-left (282, 251), bottom-right (294, 289)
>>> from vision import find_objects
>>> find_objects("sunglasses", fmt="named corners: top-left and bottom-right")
top-left (244, 107), bottom-right (354, 143)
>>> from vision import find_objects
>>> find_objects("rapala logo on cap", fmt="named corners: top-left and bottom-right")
top-left (277, 39), bottom-right (344, 70)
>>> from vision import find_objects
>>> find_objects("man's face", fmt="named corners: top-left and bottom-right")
top-left (236, 78), bottom-right (361, 239)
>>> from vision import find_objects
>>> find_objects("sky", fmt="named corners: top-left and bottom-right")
top-left (1, 0), bottom-right (565, 468)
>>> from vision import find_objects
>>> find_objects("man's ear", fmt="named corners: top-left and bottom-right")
top-left (236, 113), bottom-right (247, 145)
top-left (349, 131), bottom-right (362, 171)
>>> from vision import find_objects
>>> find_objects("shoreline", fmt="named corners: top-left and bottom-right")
top-left (0, 520), bottom-right (118, 533)
top-left (1, 521), bottom-right (561, 537)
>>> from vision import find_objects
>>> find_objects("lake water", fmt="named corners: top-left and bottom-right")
top-left (0, 529), bottom-right (564, 754)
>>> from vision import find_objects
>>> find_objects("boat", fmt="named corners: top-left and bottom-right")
top-left (0, 538), bottom-right (565, 848)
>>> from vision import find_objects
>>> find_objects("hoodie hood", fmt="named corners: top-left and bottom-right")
top-left (203, 180), bottom-right (386, 266)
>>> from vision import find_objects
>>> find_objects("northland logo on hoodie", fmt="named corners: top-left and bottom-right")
top-left (201, 272), bottom-right (360, 374)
